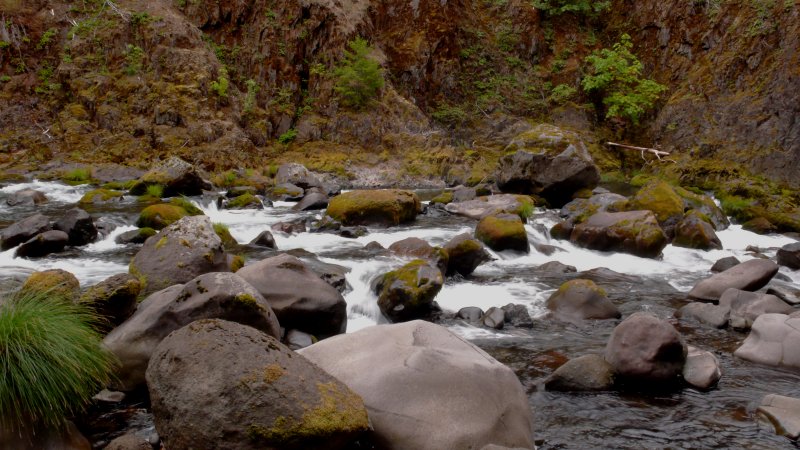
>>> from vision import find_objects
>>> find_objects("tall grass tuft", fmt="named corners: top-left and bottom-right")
top-left (0, 288), bottom-right (116, 430)
top-left (145, 184), bottom-right (165, 199)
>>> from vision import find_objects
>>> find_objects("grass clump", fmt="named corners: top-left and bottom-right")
top-left (63, 168), bottom-right (92, 184)
top-left (145, 184), bottom-right (165, 198)
top-left (170, 196), bottom-right (204, 216)
top-left (0, 288), bottom-right (116, 430)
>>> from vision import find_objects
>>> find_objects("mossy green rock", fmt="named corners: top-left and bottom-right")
top-left (226, 192), bottom-right (263, 210)
top-left (627, 180), bottom-right (684, 236)
top-left (79, 189), bottom-right (124, 204)
top-left (571, 210), bottom-right (668, 258)
top-left (475, 213), bottom-right (529, 252)
top-left (546, 279), bottom-right (620, 323)
top-left (20, 269), bottom-right (80, 302)
top-left (129, 157), bottom-right (205, 197)
top-left (375, 260), bottom-right (444, 322)
top-left (136, 204), bottom-right (189, 230)
top-left (146, 319), bottom-right (368, 449)
top-left (326, 189), bottom-right (420, 226)
top-left (742, 217), bottom-right (778, 234)
top-left (430, 191), bottom-right (454, 205)
top-left (79, 273), bottom-right (141, 328)
top-left (442, 233), bottom-right (491, 276)
top-left (673, 211), bottom-right (723, 250)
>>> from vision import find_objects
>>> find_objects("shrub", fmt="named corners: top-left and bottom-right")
top-left (581, 34), bottom-right (668, 126)
top-left (549, 83), bottom-right (577, 103)
top-left (210, 66), bottom-right (229, 98)
top-left (334, 38), bottom-right (384, 109)
top-left (63, 167), bottom-right (91, 183)
top-left (278, 128), bottom-right (297, 144)
top-left (532, 0), bottom-right (610, 16)
top-left (0, 289), bottom-right (116, 429)
top-left (243, 79), bottom-right (259, 113)
top-left (124, 44), bottom-right (144, 75)
top-left (431, 103), bottom-right (468, 127)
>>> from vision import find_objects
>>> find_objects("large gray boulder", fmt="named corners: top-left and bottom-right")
top-left (546, 279), bottom-right (620, 323)
top-left (299, 321), bottom-right (534, 450)
top-left (718, 288), bottom-right (793, 330)
top-left (236, 254), bottom-right (347, 338)
top-left (275, 162), bottom-right (321, 189)
top-left (15, 230), bottom-right (69, 257)
top-left (604, 312), bottom-right (687, 385)
top-left (734, 313), bottom-right (800, 370)
top-left (778, 242), bottom-right (800, 270)
top-left (6, 188), bottom-right (47, 206)
top-left (103, 272), bottom-right (280, 390)
top-left (129, 156), bottom-right (206, 197)
top-left (54, 208), bottom-right (97, 246)
top-left (129, 216), bottom-right (230, 296)
top-left (445, 194), bottom-right (533, 220)
top-left (687, 259), bottom-right (779, 302)
top-left (0, 213), bottom-right (51, 250)
top-left (570, 211), bottom-right (668, 258)
top-left (146, 319), bottom-right (369, 450)
top-left (496, 125), bottom-right (600, 207)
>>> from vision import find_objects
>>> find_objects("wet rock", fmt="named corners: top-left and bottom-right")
top-left (269, 182), bottom-right (305, 201)
top-left (374, 260), bottom-right (443, 322)
top-left (116, 227), bottom-right (157, 245)
top-left (224, 193), bottom-right (263, 209)
top-left (458, 306), bottom-right (484, 321)
top-left (54, 208), bottom-right (97, 246)
top-left (778, 242), bottom-right (800, 270)
top-left (224, 186), bottom-right (258, 197)
top-left (299, 320), bottom-right (534, 450)
top-left (627, 180), bottom-right (685, 238)
top-left (481, 307), bottom-right (505, 329)
top-left (292, 192), bottom-right (329, 211)
top-left (326, 189), bottom-right (420, 226)
top-left (284, 329), bottom-right (316, 350)
top-left (672, 211), bottom-right (722, 250)
top-left (129, 157), bottom-right (205, 197)
top-left (682, 346), bottom-right (722, 390)
top-left (295, 255), bottom-right (351, 294)
top-left (15, 230), bottom-right (69, 257)
top-left (275, 162), bottom-right (322, 189)
top-left (389, 237), bottom-right (449, 275)
top-left (271, 220), bottom-right (307, 234)
top-left (105, 433), bottom-right (151, 450)
top-left (687, 259), bottom-right (779, 302)
top-left (475, 213), bottom-right (529, 252)
top-left (604, 312), bottom-right (687, 384)
top-left (445, 194), bottom-right (533, 220)
top-left (535, 261), bottom-right (577, 273)
top-left (742, 217), bottom-right (778, 235)
top-left (711, 256), bottom-right (740, 273)
top-left (719, 288), bottom-right (793, 330)
top-left (338, 225), bottom-right (368, 238)
top-left (675, 302), bottom-right (730, 328)
top-left (20, 269), bottom-right (80, 301)
top-left (249, 230), bottom-right (277, 248)
top-left (570, 210), bottom-right (668, 258)
top-left (129, 216), bottom-right (230, 296)
top-left (0, 420), bottom-right (90, 450)
top-left (757, 394), bottom-right (800, 440)
top-left (79, 189), bottom-right (124, 204)
top-left (236, 254), bottom-right (347, 338)
top-left (767, 283), bottom-right (800, 306)
top-left (502, 303), bottom-right (534, 328)
top-left (547, 279), bottom-right (620, 323)
top-left (104, 272), bottom-right (280, 391)
top-left (79, 273), bottom-right (141, 327)
top-left (6, 188), bottom-right (47, 206)
top-left (545, 354), bottom-right (614, 392)
top-left (146, 319), bottom-right (368, 450)
top-left (735, 314), bottom-right (800, 370)
top-left (496, 125), bottom-right (600, 207)
top-left (0, 213), bottom-right (51, 250)
top-left (442, 233), bottom-right (492, 276)
top-left (560, 192), bottom-right (627, 223)
top-left (93, 389), bottom-right (126, 403)
top-left (452, 185), bottom-right (478, 202)
top-left (135, 204), bottom-right (190, 230)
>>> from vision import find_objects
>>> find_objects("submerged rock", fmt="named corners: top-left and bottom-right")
top-left (545, 354), bottom-right (614, 392)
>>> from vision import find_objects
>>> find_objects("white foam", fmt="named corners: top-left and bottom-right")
top-left (0, 180), bottom-right (89, 204)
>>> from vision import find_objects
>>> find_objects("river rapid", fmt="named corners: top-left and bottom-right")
top-left (2, 180), bottom-right (800, 449)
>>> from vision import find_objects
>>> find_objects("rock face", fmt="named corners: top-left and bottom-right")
top-left (757, 394), bottom-right (800, 440)
top-left (146, 319), bottom-right (369, 450)
top-left (375, 260), bottom-right (443, 322)
top-left (0, 213), bottom-right (51, 250)
top-left (442, 233), bottom-right (491, 276)
top-left (54, 208), bottom-right (98, 246)
top-left (15, 230), bottom-right (69, 257)
top-left (682, 346), bottom-right (722, 390)
top-left (546, 279), bottom-right (620, 323)
top-left (735, 314), bottom-right (800, 370)
top-left (6, 188), bottom-right (47, 206)
top-left (236, 254), bottom-right (347, 338)
top-left (129, 216), bottom-right (230, 296)
top-left (79, 273), bottom-right (141, 327)
top-left (475, 213), bottom-right (529, 253)
top-left (299, 321), bottom-right (534, 450)
top-left (687, 259), bottom-right (779, 302)
top-left (445, 194), bottom-right (534, 220)
top-left (672, 211), bottom-right (722, 250)
top-left (104, 272), bottom-right (281, 390)
top-left (604, 312), bottom-right (687, 384)
top-left (719, 288), bottom-right (793, 330)
top-left (496, 125), bottom-right (600, 207)
top-left (326, 190), bottom-right (420, 226)
top-left (130, 157), bottom-right (205, 197)
top-left (545, 354), bottom-right (615, 392)
top-left (778, 242), bottom-right (800, 270)
top-left (570, 211), bottom-right (668, 258)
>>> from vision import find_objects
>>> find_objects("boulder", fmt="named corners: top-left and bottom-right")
top-left (14, 230), bottom-right (69, 257)
top-left (496, 125), bottom-right (600, 207)
top-left (274, 162), bottom-right (321, 189)
top-left (559, 192), bottom-right (627, 224)
top-left (545, 354), bottom-right (614, 392)
top-left (687, 259), bottom-right (779, 302)
top-left (743, 217), bottom-right (778, 235)
top-left (682, 346), bottom-right (721, 390)
top-left (778, 242), bottom-right (800, 270)
top-left (570, 211), bottom-right (668, 258)
top-left (115, 227), bottom-right (157, 245)
top-left (6, 188), bottom-right (47, 206)
top-left (299, 321), bottom-right (534, 450)
top-left (104, 433), bottom-right (152, 450)
top-left (457, 306), bottom-right (484, 321)
top-left (54, 208), bottom-right (97, 246)
top-left (734, 314), bottom-right (800, 370)
top-left (501, 303), bottom-right (534, 328)
top-left (672, 211), bottom-right (722, 250)
top-left (481, 307), bottom-right (505, 329)
top-left (546, 279), bottom-right (620, 323)
top-left (326, 189), bottom-right (420, 226)
top-left (445, 194), bottom-right (534, 220)
top-left (627, 181), bottom-right (685, 238)
top-left (79, 189), bottom-right (124, 204)
top-left (375, 260), bottom-right (443, 322)
top-left (442, 233), bottom-right (492, 276)
top-left (675, 302), bottom-right (730, 329)
top-left (388, 237), bottom-right (448, 275)
top-left (768, 283), bottom-right (800, 306)
top-left (79, 273), bottom-right (141, 327)
top-left (710, 256), bottom-right (740, 273)
top-left (674, 186), bottom-right (729, 231)
top-left (0, 213), bottom-right (51, 250)
top-left (0, 421), bottom-right (90, 450)
top-left (757, 394), bottom-right (800, 440)
top-left (224, 193), bottom-right (263, 209)
top-left (20, 269), bottom-right (80, 301)
top-left (135, 204), bottom-right (189, 230)
top-left (146, 319), bottom-right (368, 450)
top-left (292, 192), bottom-right (329, 211)
top-left (129, 157), bottom-right (205, 197)
top-left (284, 329), bottom-right (316, 350)
top-left (604, 312), bottom-right (687, 384)
top-left (129, 216), bottom-right (230, 296)
top-left (535, 261), bottom-right (577, 274)
top-left (475, 213), bottom-right (529, 252)
top-left (236, 254), bottom-right (347, 338)
top-left (104, 272), bottom-right (280, 390)
top-left (269, 183), bottom-right (305, 201)
top-left (719, 288), bottom-right (793, 330)
top-left (249, 230), bottom-right (277, 248)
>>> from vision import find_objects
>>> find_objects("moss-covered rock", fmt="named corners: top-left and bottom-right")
top-left (226, 193), bottom-right (263, 210)
top-left (375, 260), bottom-right (444, 322)
top-left (546, 279), bottom-right (620, 323)
top-left (79, 189), bottom-right (124, 204)
top-left (115, 227), bottom-right (157, 245)
top-left (20, 269), bottom-right (80, 302)
top-left (475, 213), bottom-right (529, 252)
top-left (213, 223), bottom-right (238, 248)
top-left (129, 157), bottom-right (206, 197)
top-left (742, 217), bottom-right (778, 235)
top-left (326, 190), bottom-right (420, 227)
top-left (135, 204), bottom-right (189, 230)
top-left (570, 211), bottom-right (668, 258)
top-left (674, 186), bottom-right (729, 231)
top-left (79, 273), bottom-right (141, 328)
top-left (442, 233), bottom-right (491, 276)
top-left (169, 197), bottom-right (204, 216)
top-left (673, 210), bottom-right (722, 250)
top-left (430, 191), bottom-right (454, 205)
top-left (627, 180), bottom-right (684, 237)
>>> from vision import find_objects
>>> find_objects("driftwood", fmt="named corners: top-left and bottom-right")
top-left (606, 142), bottom-right (675, 164)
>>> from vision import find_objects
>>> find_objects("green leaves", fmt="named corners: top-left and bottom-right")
top-left (334, 38), bottom-right (384, 109)
top-left (532, 0), bottom-right (610, 17)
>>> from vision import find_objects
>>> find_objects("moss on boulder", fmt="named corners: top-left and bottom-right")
top-left (79, 189), bottom-right (124, 204)
top-left (326, 190), bottom-right (420, 226)
top-left (375, 260), bottom-right (444, 322)
top-left (20, 269), bottom-right (80, 302)
top-left (135, 204), bottom-right (189, 230)
top-left (474, 213), bottom-right (529, 252)
top-left (627, 180), bottom-right (684, 236)
top-left (430, 191), bottom-right (454, 205)
top-left (570, 211), bottom-right (668, 258)
top-left (673, 210), bottom-right (722, 250)
top-left (226, 193), bottom-right (263, 209)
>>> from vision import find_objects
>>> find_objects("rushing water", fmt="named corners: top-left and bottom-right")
top-left (2, 180), bottom-right (800, 448)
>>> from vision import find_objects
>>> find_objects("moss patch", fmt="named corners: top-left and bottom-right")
top-left (475, 214), bottom-right (528, 252)
top-left (326, 190), bottom-right (420, 226)
top-left (79, 189), bottom-right (123, 204)
top-left (136, 204), bottom-right (188, 230)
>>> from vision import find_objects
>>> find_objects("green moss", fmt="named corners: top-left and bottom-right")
top-left (430, 191), bottom-right (454, 205)
top-left (62, 167), bottom-right (92, 185)
top-left (155, 236), bottom-right (168, 249)
top-left (170, 197), bottom-right (204, 215)
top-left (20, 270), bottom-right (80, 302)
top-left (627, 180), bottom-right (684, 224)
top-left (213, 223), bottom-right (238, 248)
top-left (475, 214), bottom-right (528, 252)
top-left (136, 204), bottom-right (188, 230)
top-left (79, 189), bottom-right (123, 204)
top-left (326, 190), bottom-right (420, 226)
top-left (227, 193), bottom-right (261, 209)
top-left (556, 279), bottom-right (607, 297)
top-left (230, 255), bottom-right (245, 272)
top-left (102, 180), bottom-right (137, 191)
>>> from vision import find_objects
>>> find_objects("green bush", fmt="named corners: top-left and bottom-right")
top-left (278, 128), bottom-right (297, 144)
top-left (532, 0), bottom-right (610, 16)
top-left (581, 34), bottom-right (667, 126)
top-left (243, 79), bottom-right (259, 113)
top-left (431, 103), bottom-right (468, 127)
top-left (210, 66), bottom-right (230, 98)
top-left (63, 167), bottom-right (91, 183)
top-left (0, 289), bottom-right (116, 429)
top-left (334, 38), bottom-right (384, 109)
top-left (124, 44), bottom-right (144, 75)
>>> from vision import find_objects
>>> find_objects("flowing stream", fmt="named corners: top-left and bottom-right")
top-left (2, 180), bottom-right (800, 448)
